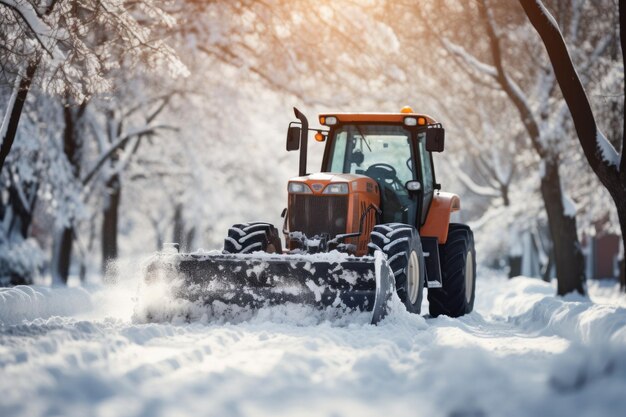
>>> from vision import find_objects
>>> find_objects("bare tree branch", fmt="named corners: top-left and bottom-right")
top-left (82, 124), bottom-right (177, 186)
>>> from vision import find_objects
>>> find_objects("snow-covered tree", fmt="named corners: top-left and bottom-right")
top-left (517, 0), bottom-right (625, 290)
top-left (0, 0), bottom-right (185, 171)
top-left (394, 0), bottom-right (619, 295)
top-left (0, 0), bottom-right (186, 284)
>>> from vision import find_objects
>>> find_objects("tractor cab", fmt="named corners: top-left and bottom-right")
top-left (319, 108), bottom-right (444, 229)
top-left (284, 107), bottom-right (447, 255)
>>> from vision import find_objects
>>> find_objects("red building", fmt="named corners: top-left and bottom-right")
top-left (584, 234), bottom-right (621, 280)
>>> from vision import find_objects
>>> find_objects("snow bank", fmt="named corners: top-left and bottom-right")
top-left (549, 342), bottom-right (626, 393)
top-left (0, 285), bottom-right (93, 326)
top-left (588, 279), bottom-right (626, 308)
top-left (484, 276), bottom-right (626, 346)
top-left (0, 238), bottom-right (45, 286)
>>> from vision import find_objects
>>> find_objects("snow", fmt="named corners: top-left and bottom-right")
top-left (187, 249), bottom-right (370, 264)
top-left (383, 237), bottom-right (409, 251)
top-left (533, 0), bottom-right (561, 37)
top-left (596, 129), bottom-right (620, 168)
top-left (1, 271), bottom-right (626, 417)
top-left (0, 285), bottom-right (92, 326)
top-left (0, 71), bottom-right (20, 143)
top-left (562, 195), bottom-right (576, 217)
top-left (561, 189), bottom-right (577, 217)
top-left (0, 238), bottom-right (45, 286)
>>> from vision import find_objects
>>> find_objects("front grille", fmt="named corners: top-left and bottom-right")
top-left (289, 194), bottom-right (349, 238)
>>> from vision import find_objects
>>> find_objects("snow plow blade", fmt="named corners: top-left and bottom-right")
top-left (144, 251), bottom-right (395, 324)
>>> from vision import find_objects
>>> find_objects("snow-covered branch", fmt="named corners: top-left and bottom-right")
top-left (518, 0), bottom-right (620, 172)
top-left (442, 39), bottom-right (498, 79)
top-left (596, 130), bottom-right (620, 167)
top-left (0, 0), bottom-right (65, 60)
top-left (478, 0), bottom-right (545, 158)
top-left (0, 70), bottom-right (21, 143)
top-left (451, 162), bottom-right (502, 198)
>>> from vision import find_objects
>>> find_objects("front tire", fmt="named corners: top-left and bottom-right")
top-left (428, 224), bottom-right (476, 317)
top-left (223, 222), bottom-right (282, 254)
top-left (368, 223), bottom-right (425, 314)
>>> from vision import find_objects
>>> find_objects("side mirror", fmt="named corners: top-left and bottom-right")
top-left (405, 180), bottom-right (421, 192)
top-left (286, 126), bottom-right (301, 151)
top-left (425, 127), bottom-right (445, 152)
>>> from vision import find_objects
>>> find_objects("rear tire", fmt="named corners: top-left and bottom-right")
top-left (428, 223), bottom-right (476, 318)
top-left (223, 222), bottom-right (282, 254)
top-left (368, 223), bottom-right (425, 314)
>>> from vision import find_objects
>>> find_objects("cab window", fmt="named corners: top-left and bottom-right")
top-left (328, 125), bottom-right (414, 182)
top-left (327, 124), bottom-right (417, 224)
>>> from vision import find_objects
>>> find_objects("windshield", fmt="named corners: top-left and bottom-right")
top-left (327, 124), bottom-right (417, 224)
top-left (327, 124), bottom-right (414, 183)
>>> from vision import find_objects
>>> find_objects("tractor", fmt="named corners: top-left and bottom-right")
top-left (145, 107), bottom-right (476, 323)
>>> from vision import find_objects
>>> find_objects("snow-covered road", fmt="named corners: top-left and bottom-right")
top-left (1, 272), bottom-right (626, 417)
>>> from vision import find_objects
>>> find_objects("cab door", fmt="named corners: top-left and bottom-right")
top-left (416, 132), bottom-right (435, 225)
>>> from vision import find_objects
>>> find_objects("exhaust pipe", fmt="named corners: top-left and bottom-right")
top-left (294, 107), bottom-right (308, 177)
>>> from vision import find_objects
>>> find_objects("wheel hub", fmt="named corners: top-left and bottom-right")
top-left (408, 251), bottom-right (420, 304)
top-left (465, 251), bottom-right (474, 303)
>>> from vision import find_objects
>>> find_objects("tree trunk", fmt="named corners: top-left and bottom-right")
top-left (6, 182), bottom-right (36, 238)
top-left (540, 160), bottom-right (586, 295)
top-left (102, 174), bottom-right (121, 275)
top-left (52, 227), bottom-right (73, 284)
top-left (0, 60), bottom-right (38, 173)
top-left (621, 0), bottom-right (626, 155)
top-left (501, 183), bottom-right (510, 207)
top-left (617, 197), bottom-right (626, 289)
top-left (150, 217), bottom-right (164, 251)
top-left (172, 203), bottom-right (185, 248)
top-left (508, 256), bottom-right (522, 278)
top-left (156, 232), bottom-right (164, 251)
top-left (542, 250), bottom-right (554, 282)
top-left (50, 98), bottom-right (86, 284)
top-left (619, 256), bottom-right (626, 291)
top-left (63, 101), bottom-right (84, 172)
top-left (185, 227), bottom-right (196, 252)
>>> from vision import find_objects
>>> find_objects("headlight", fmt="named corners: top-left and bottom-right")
top-left (325, 116), bottom-right (337, 125)
top-left (323, 183), bottom-right (349, 194)
top-left (404, 117), bottom-right (417, 126)
top-left (288, 182), bottom-right (312, 194)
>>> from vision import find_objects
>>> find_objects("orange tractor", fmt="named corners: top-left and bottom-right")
top-left (147, 107), bottom-right (476, 323)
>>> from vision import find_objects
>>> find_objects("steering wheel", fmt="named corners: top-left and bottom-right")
top-left (365, 163), bottom-right (398, 185)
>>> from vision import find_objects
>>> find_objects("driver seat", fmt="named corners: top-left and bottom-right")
top-left (379, 186), bottom-right (405, 223)
top-left (363, 165), bottom-right (407, 224)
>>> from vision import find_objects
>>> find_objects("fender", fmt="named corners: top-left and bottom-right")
top-left (420, 192), bottom-right (461, 244)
